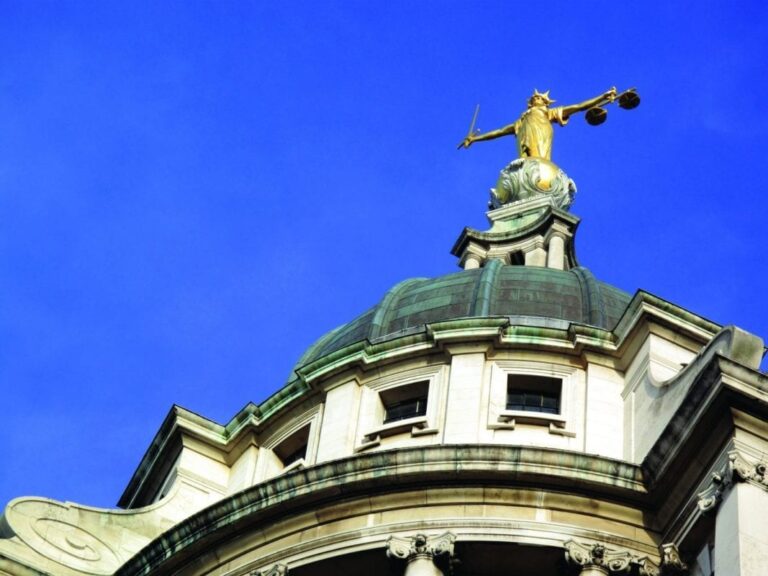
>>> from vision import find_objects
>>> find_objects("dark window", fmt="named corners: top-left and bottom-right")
top-left (506, 375), bottom-right (561, 415)
top-left (274, 425), bottom-right (310, 467)
top-left (380, 381), bottom-right (429, 424)
top-left (281, 444), bottom-right (307, 466)
top-left (384, 396), bottom-right (428, 423)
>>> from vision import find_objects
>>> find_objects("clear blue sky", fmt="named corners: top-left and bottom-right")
top-left (1, 1), bottom-right (767, 508)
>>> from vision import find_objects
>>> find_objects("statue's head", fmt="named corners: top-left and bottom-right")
top-left (528, 89), bottom-right (554, 108)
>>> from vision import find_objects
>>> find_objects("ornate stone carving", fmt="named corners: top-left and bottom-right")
top-left (386, 533), bottom-right (456, 562)
top-left (3, 498), bottom-right (123, 575)
top-left (659, 543), bottom-right (688, 575)
top-left (698, 450), bottom-right (768, 513)
top-left (697, 461), bottom-right (732, 513)
top-left (387, 533), bottom-right (456, 575)
top-left (490, 157), bottom-right (576, 210)
top-left (250, 564), bottom-right (288, 576)
top-left (564, 541), bottom-right (633, 573)
top-left (728, 450), bottom-right (768, 487)
top-left (563, 540), bottom-right (661, 575)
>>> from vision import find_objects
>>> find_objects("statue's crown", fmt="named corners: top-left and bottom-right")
top-left (529, 89), bottom-right (555, 105)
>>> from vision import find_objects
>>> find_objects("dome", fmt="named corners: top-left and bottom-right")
top-left (294, 260), bottom-right (631, 373)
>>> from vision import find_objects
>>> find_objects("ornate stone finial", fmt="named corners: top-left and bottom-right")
top-left (387, 533), bottom-right (456, 575)
top-left (250, 564), bottom-right (288, 576)
top-left (564, 540), bottom-right (636, 574)
top-left (457, 86), bottom-right (639, 211)
top-left (659, 544), bottom-right (688, 576)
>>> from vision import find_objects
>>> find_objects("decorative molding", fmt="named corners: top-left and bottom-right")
top-left (386, 532), bottom-right (456, 563)
top-left (250, 564), bottom-right (288, 576)
top-left (4, 498), bottom-right (125, 575)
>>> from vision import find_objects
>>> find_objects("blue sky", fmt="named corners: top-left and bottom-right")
top-left (1, 1), bottom-right (767, 508)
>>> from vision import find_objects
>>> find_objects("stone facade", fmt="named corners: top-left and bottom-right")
top-left (1, 199), bottom-right (766, 576)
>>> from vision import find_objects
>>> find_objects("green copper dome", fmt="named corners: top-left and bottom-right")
top-left (294, 261), bottom-right (631, 372)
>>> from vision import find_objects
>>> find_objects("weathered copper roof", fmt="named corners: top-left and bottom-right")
top-left (294, 261), bottom-right (631, 372)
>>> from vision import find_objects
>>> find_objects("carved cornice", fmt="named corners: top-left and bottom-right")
top-left (386, 532), bottom-right (456, 563)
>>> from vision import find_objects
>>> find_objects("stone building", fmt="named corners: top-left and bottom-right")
top-left (1, 164), bottom-right (767, 576)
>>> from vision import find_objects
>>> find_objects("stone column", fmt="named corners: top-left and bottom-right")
top-left (386, 533), bottom-right (455, 576)
top-left (463, 254), bottom-right (482, 270)
top-left (524, 245), bottom-right (547, 267)
top-left (546, 233), bottom-right (566, 270)
top-left (710, 452), bottom-right (768, 576)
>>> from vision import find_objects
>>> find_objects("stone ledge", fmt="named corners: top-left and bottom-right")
top-left (115, 444), bottom-right (646, 576)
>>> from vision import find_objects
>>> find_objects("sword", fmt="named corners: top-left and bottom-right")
top-left (457, 104), bottom-right (480, 149)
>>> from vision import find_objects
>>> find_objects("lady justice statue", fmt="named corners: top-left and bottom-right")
top-left (458, 87), bottom-right (639, 210)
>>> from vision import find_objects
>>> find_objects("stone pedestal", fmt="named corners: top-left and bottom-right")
top-left (714, 481), bottom-right (768, 576)
top-left (451, 196), bottom-right (579, 271)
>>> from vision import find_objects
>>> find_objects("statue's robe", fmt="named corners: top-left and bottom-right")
top-left (514, 105), bottom-right (567, 160)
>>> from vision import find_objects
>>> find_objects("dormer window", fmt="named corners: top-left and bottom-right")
top-left (381, 381), bottom-right (429, 424)
top-left (506, 375), bottom-right (561, 414)
top-left (274, 425), bottom-right (310, 468)
top-left (488, 365), bottom-right (575, 438)
top-left (356, 369), bottom-right (445, 453)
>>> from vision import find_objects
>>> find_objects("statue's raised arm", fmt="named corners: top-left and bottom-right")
top-left (456, 86), bottom-right (639, 212)
top-left (559, 87), bottom-right (617, 121)
top-left (457, 87), bottom-right (639, 161)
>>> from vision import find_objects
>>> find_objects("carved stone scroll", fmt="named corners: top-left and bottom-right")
top-left (564, 540), bottom-right (648, 575)
top-left (698, 450), bottom-right (768, 513)
top-left (697, 461), bottom-right (732, 513)
top-left (250, 564), bottom-right (288, 576)
top-left (728, 451), bottom-right (768, 487)
top-left (386, 533), bottom-right (456, 576)
top-left (659, 543), bottom-right (688, 576)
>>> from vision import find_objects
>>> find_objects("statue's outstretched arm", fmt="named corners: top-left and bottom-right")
top-left (458, 123), bottom-right (517, 149)
top-left (560, 87), bottom-right (617, 120)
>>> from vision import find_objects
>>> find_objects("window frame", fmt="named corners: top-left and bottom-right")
top-left (487, 361), bottom-right (578, 437)
top-left (356, 365), bottom-right (447, 452)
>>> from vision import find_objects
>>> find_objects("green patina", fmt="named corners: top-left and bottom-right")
top-left (299, 265), bottom-right (631, 373)
top-left (115, 444), bottom-right (647, 576)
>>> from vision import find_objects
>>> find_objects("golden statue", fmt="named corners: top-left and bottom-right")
top-left (457, 87), bottom-right (640, 211)
top-left (458, 87), bottom-right (639, 160)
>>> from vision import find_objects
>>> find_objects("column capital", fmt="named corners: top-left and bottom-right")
top-left (728, 450), bottom-right (768, 487)
top-left (697, 459), bottom-right (733, 513)
top-left (563, 540), bottom-right (659, 574)
top-left (250, 564), bottom-right (288, 576)
top-left (659, 544), bottom-right (688, 576)
top-left (386, 532), bottom-right (456, 563)
top-left (698, 449), bottom-right (768, 513)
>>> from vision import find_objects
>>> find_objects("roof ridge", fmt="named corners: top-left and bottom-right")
top-left (369, 277), bottom-right (428, 340)
top-left (470, 259), bottom-right (502, 316)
